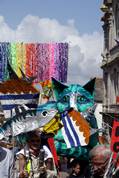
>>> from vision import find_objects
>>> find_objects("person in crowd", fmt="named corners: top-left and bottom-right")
top-left (17, 130), bottom-right (56, 178)
top-left (45, 158), bottom-right (57, 178)
top-left (89, 144), bottom-right (111, 178)
top-left (68, 159), bottom-right (89, 178)
top-left (0, 145), bottom-right (14, 178)
top-left (59, 156), bottom-right (69, 178)
top-left (60, 156), bottom-right (68, 172)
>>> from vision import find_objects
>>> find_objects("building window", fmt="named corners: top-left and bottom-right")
top-left (104, 72), bottom-right (108, 106)
top-left (117, 71), bottom-right (119, 95)
top-left (115, 3), bottom-right (119, 38)
top-left (114, 68), bottom-right (117, 94)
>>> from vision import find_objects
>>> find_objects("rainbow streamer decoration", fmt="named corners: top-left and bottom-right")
top-left (0, 42), bottom-right (68, 83)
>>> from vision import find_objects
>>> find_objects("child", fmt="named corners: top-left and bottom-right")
top-left (68, 160), bottom-right (86, 178)
top-left (17, 131), bottom-right (55, 178)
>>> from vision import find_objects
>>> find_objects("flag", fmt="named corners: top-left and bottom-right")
top-left (0, 79), bottom-right (39, 118)
top-left (111, 118), bottom-right (119, 159)
top-left (0, 62), bottom-right (39, 119)
top-left (61, 110), bottom-right (90, 148)
top-left (0, 93), bottom-right (39, 118)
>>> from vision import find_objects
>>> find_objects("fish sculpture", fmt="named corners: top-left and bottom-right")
top-left (0, 104), bottom-right (58, 140)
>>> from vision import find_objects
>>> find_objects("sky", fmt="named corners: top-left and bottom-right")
top-left (0, 0), bottom-right (103, 84)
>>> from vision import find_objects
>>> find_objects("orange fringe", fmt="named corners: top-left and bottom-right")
top-left (69, 110), bottom-right (90, 144)
top-left (0, 79), bottom-right (39, 94)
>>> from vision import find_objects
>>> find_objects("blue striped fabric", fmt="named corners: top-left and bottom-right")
top-left (2, 104), bottom-right (38, 110)
top-left (61, 111), bottom-right (88, 148)
top-left (0, 93), bottom-right (39, 100)
top-left (0, 93), bottom-right (39, 118)
top-left (61, 112), bottom-right (75, 147)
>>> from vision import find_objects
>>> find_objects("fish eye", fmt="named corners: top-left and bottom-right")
top-left (42, 111), bottom-right (48, 117)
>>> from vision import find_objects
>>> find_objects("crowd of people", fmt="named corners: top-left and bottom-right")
top-left (0, 130), bottom-right (57, 178)
top-left (0, 130), bottom-right (119, 178)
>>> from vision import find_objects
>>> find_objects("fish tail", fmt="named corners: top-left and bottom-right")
top-left (0, 128), bottom-right (4, 140)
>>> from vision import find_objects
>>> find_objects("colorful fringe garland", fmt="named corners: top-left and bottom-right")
top-left (0, 43), bottom-right (68, 83)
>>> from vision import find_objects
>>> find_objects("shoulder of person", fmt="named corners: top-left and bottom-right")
top-left (16, 145), bottom-right (29, 157)
top-left (43, 145), bottom-right (53, 161)
top-left (0, 146), bottom-right (13, 155)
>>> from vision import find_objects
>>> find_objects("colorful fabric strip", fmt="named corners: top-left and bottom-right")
top-left (0, 42), bottom-right (68, 83)
top-left (0, 93), bottom-right (39, 100)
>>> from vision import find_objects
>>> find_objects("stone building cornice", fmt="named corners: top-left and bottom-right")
top-left (101, 11), bottom-right (112, 22)
top-left (104, 0), bottom-right (112, 6)
top-left (103, 104), bottom-right (119, 114)
top-left (101, 44), bottom-right (119, 68)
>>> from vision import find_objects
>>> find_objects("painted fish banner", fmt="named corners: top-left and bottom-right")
top-left (0, 104), bottom-right (58, 139)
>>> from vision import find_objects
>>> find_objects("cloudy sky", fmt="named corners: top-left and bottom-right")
top-left (0, 0), bottom-right (103, 84)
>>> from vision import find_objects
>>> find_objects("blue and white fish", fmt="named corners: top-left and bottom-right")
top-left (0, 104), bottom-right (58, 140)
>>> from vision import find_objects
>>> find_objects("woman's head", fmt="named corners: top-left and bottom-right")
top-left (72, 162), bottom-right (81, 175)
top-left (70, 159), bottom-right (82, 175)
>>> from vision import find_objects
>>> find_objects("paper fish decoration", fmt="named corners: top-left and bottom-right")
top-left (0, 104), bottom-right (57, 139)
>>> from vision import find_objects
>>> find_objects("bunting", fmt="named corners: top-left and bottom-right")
top-left (0, 42), bottom-right (68, 83)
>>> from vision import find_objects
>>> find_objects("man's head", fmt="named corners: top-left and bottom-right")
top-left (89, 145), bottom-right (111, 177)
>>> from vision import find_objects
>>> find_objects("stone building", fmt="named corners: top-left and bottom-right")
top-left (101, 0), bottom-right (119, 129)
